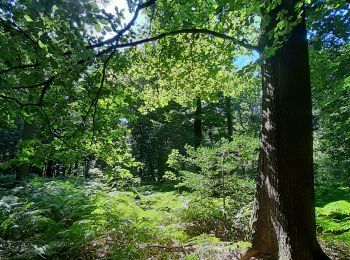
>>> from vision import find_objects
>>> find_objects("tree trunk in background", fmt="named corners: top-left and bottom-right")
top-left (84, 158), bottom-right (88, 178)
top-left (68, 164), bottom-right (72, 175)
top-left (16, 121), bottom-right (35, 180)
top-left (84, 155), bottom-right (96, 178)
top-left (138, 123), bottom-right (156, 181)
top-left (247, 1), bottom-right (329, 259)
top-left (74, 161), bottom-right (78, 176)
top-left (62, 165), bottom-right (66, 176)
top-left (224, 96), bottom-right (233, 141)
top-left (46, 160), bottom-right (54, 177)
top-left (55, 162), bottom-right (60, 176)
top-left (194, 97), bottom-right (202, 148)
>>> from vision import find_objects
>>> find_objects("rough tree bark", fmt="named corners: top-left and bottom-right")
top-left (246, 1), bottom-right (329, 259)
top-left (194, 96), bottom-right (202, 148)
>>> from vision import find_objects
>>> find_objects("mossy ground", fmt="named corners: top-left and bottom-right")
top-left (315, 184), bottom-right (350, 259)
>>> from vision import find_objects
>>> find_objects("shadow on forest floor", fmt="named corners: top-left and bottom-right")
top-left (316, 183), bottom-right (350, 207)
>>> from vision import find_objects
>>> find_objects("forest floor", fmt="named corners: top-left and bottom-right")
top-left (0, 176), bottom-right (349, 259)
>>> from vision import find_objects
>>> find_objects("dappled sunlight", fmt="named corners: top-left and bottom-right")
top-left (0, 0), bottom-right (349, 259)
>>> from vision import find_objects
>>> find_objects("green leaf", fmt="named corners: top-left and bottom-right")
top-left (24, 14), bottom-right (33, 22)
top-left (38, 40), bottom-right (47, 50)
top-left (94, 23), bottom-right (101, 32)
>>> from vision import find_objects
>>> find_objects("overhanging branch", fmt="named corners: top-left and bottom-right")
top-left (89, 0), bottom-right (156, 48)
top-left (0, 63), bottom-right (41, 75)
top-left (1, 76), bottom-right (55, 106)
top-left (0, 94), bottom-right (24, 106)
top-left (72, 50), bottom-right (116, 142)
top-left (0, 94), bottom-right (38, 107)
top-left (12, 76), bottom-right (55, 90)
top-left (37, 77), bottom-right (55, 106)
top-left (0, 17), bottom-right (38, 48)
top-left (91, 50), bottom-right (116, 141)
top-left (97, 28), bottom-right (259, 57)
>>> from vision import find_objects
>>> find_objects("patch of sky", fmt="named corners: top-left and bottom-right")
top-left (234, 50), bottom-right (259, 69)
top-left (101, 0), bottom-right (132, 21)
top-left (98, 0), bottom-right (146, 40)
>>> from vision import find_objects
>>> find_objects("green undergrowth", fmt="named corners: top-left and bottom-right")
top-left (315, 184), bottom-right (350, 252)
top-left (0, 177), bottom-right (250, 259)
top-left (1, 177), bottom-right (349, 259)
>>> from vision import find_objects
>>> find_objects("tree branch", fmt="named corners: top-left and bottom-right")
top-left (38, 106), bottom-right (88, 153)
top-left (69, 50), bottom-right (116, 142)
top-left (89, 0), bottom-right (156, 48)
top-left (37, 77), bottom-right (55, 106)
top-left (0, 94), bottom-right (24, 106)
top-left (0, 94), bottom-right (38, 107)
top-left (1, 77), bottom-right (55, 106)
top-left (0, 63), bottom-right (41, 75)
top-left (12, 76), bottom-right (54, 90)
top-left (0, 17), bottom-right (38, 48)
top-left (91, 50), bottom-right (116, 141)
top-left (96, 28), bottom-right (259, 57)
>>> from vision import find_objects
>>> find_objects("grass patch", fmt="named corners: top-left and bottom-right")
top-left (316, 200), bottom-right (350, 245)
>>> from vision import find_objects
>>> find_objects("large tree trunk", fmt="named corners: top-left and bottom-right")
top-left (194, 96), bottom-right (202, 148)
top-left (247, 1), bottom-right (329, 259)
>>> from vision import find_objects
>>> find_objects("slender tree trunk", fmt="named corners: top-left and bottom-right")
top-left (84, 158), bottom-right (89, 178)
top-left (247, 1), bottom-right (329, 259)
top-left (74, 161), bottom-right (79, 176)
top-left (147, 157), bottom-right (156, 181)
top-left (84, 155), bottom-right (96, 178)
top-left (16, 121), bottom-right (35, 180)
top-left (46, 160), bottom-right (54, 177)
top-left (224, 96), bottom-right (233, 141)
top-left (208, 128), bottom-right (215, 146)
top-left (68, 164), bottom-right (72, 175)
top-left (138, 123), bottom-right (156, 181)
top-left (194, 97), bottom-right (202, 148)
top-left (37, 166), bottom-right (43, 177)
top-left (54, 162), bottom-right (57, 177)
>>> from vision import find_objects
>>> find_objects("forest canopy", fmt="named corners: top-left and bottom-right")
top-left (0, 0), bottom-right (349, 259)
